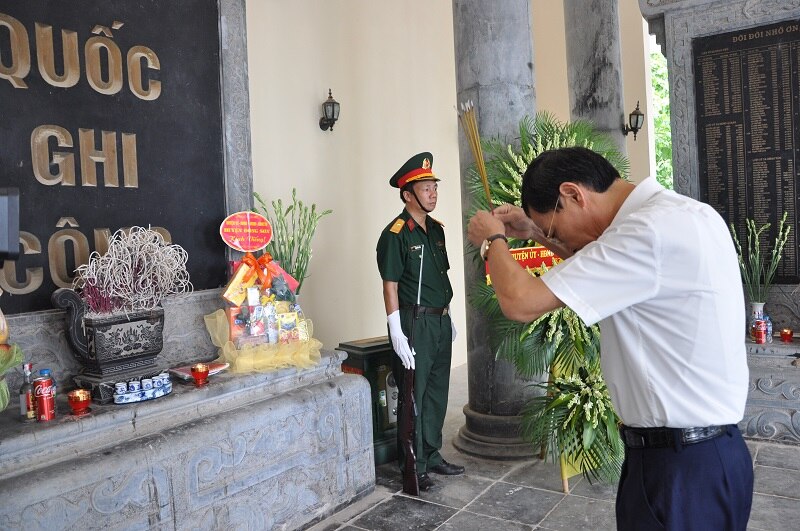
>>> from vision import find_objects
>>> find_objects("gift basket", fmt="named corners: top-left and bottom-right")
top-left (208, 212), bottom-right (322, 373)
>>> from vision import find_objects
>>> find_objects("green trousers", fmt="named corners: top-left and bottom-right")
top-left (392, 307), bottom-right (453, 473)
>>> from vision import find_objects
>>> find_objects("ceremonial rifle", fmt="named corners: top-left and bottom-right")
top-left (400, 244), bottom-right (424, 496)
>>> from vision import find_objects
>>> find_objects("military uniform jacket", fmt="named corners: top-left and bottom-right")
top-left (376, 209), bottom-right (453, 308)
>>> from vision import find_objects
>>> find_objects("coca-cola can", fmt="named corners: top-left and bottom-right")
top-left (754, 319), bottom-right (767, 344)
top-left (33, 376), bottom-right (56, 421)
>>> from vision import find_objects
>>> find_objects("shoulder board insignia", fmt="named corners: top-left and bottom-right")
top-left (430, 216), bottom-right (444, 227)
top-left (390, 219), bottom-right (405, 234)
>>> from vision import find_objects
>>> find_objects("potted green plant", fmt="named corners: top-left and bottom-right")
top-left (730, 212), bottom-right (791, 326)
top-left (52, 226), bottom-right (192, 382)
top-left (253, 188), bottom-right (332, 295)
top-left (468, 112), bottom-right (628, 484)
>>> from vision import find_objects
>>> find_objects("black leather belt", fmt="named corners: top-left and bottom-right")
top-left (401, 305), bottom-right (448, 315)
top-left (619, 425), bottom-right (727, 449)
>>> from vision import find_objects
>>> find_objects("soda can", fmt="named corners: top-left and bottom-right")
top-left (754, 319), bottom-right (767, 344)
top-left (33, 376), bottom-right (56, 421)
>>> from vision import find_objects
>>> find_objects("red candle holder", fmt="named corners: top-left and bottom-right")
top-left (67, 389), bottom-right (92, 415)
top-left (191, 363), bottom-right (210, 386)
top-left (780, 328), bottom-right (794, 343)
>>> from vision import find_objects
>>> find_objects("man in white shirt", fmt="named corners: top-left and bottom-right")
top-left (467, 146), bottom-right (753, 531)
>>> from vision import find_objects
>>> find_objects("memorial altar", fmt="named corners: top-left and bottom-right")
top-left (0, 350), bottom-right (374, 529)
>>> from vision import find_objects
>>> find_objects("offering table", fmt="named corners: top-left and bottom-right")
top-left (0, 350), bottom-right (374, 530)
top-left (742, 340), bottom-right (800, 445)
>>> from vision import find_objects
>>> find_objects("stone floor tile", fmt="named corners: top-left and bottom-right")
top-left (463, 481), bottom-right (565, 526)
top-left (502, 458), bottom-right (573, 494)
top-left (375, 463), bottom-right (403, 492)
top-left (567, 477), bottom-right (618, 501)
top-left (747, 493), bottom-right (800, 530)
top-left (437, 510), bottom-right (535, 530)
top-left (753, 442), bottom-right (800, 471)
top-left (307, 524), bottom-right (341, 531)
top-left (418, 472), bottom-right (495, 509)
top-left (537, 495), bottom-right (616, 531)
top-left (441, 409), bottom-right (467, 439)
top-left (306, 486), bottom-right (395, 531)
top-left (440, 444), bottom-right (528, 481)
top-left (350, 495), bottom-right (457, 531)
top-left (753, 465), bottom-right (800, 499)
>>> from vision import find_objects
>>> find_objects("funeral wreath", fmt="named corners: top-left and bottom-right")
top-left (468, 112), bottom-right (627, 483)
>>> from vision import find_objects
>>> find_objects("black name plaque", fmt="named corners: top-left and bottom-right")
top-left (695, 19), bottom-right (800, 283)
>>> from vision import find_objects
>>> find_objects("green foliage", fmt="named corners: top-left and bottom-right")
top-left (650, 49), bottom-right (674, 190)
top-left (466, 112), bottom-right (629, 218)
top-left (730, 212), bottom-right (791, 303)
top-left (254, 189), bottom-right (332, 295)
top-left (467, 113), bottom-right (626, 483)
top-left (522, 357), bottom-right (624, 484)
top-left (472, 265), bottom-right (601, 379)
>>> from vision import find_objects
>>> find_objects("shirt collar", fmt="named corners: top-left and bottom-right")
top-left (610, 177), bottom-right (663, 227)
top-left (401, 208), bottom-right (427, 231)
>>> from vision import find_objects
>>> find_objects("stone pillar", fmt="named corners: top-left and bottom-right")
top-left (563, 0), bottom-right (627, 151)
top-left (452, 0), bottom-right (539, 459)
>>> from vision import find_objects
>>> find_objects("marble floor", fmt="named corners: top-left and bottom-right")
top-left (310, 363), bottom-right (800, 531)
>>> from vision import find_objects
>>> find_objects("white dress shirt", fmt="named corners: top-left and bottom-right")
top-left (542, 177), bottom-right (748, 427)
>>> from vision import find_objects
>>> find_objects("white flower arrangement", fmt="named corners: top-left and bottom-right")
top-left (560, 371), bottom-right (611, 430)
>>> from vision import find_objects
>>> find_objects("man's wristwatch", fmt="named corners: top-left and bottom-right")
top-left (480, 234), bottom-right (508, 261)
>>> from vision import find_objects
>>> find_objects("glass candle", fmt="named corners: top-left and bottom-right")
top-left (67, 389), bottom-right (92, 415)
top-left (780, 328), bottom-right (793, 343)
top-left (191, 363), bottom-right (210, 386)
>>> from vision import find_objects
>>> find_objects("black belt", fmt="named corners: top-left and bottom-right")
top-left (619, 424), bottom-right (727, 449)
top-left (401, 305), bottom-right (448, 316)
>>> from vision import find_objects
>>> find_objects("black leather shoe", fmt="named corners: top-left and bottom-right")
top-left (417, 472), bottom-right (435, 491)
top-left (428, 459), bottom-right (465, 475)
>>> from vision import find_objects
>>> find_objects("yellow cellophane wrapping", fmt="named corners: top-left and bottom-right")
top-left (204, 309), bottom-right (321, 373)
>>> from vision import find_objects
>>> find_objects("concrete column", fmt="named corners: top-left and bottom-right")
top-left (563, 0), bottom-right (627, 151)
top-left (452, 0), bottom-right (539, 459)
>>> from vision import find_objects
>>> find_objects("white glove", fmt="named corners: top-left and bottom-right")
top-left (388, 310), bottom-right (415, 370)
top-left (451, 317), bottom-right (457, 342)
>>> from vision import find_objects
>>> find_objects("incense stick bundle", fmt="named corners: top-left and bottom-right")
top-left (458, 100), bottom-right (492, 208)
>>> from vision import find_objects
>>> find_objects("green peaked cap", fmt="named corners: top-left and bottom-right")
top-left (389, 152), bottom-right (439, 188)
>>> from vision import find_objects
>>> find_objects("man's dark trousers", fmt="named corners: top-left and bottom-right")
top-left (616, 424), bottom-right (753, 530)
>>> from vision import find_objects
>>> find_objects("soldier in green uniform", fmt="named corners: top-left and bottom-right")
top-left (376, 152), bottom-right (465, 491)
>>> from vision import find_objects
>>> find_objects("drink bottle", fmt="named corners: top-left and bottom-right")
top-left (39, 368), bottom-right (56, 398)
top-left (19, 362), bottom-right (35, 422)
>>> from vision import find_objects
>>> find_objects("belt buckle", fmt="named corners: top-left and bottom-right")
top-left (680, 425), bottom-right (720, 445)
top-left (681, 427), bottom-right (698, 444)
top-left (442, 307), bottom-right (448, 316)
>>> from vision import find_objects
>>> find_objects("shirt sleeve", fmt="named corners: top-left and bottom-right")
top-left (541, 215), bottom-right (660, 326)
top-left (376, 229), bottom-right (405, 281)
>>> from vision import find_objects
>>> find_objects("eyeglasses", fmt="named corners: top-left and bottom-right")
top-left (545, 196), bottom-right (561, 242)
